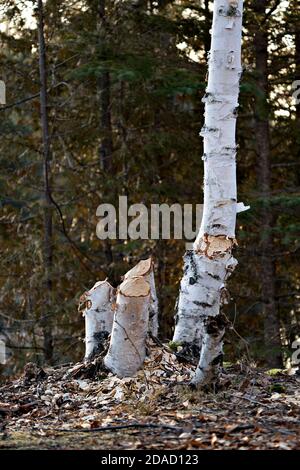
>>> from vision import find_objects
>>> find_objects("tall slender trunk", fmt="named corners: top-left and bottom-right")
top-left (97, 0), bottom-right (114, 274)
top-left (98, 0), bottom-right (113, 172)
top-left (173, 0), bottom-right (244, 388)
top-left (98, 69), bottom-right (113, 171)
top-left (37, 0), bottom-right (53, 364)
top-left (253, 1), bottom-right (282, 367)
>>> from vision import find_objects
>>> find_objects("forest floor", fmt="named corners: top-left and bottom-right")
top-left (0, 341), bottom-right (299, 450)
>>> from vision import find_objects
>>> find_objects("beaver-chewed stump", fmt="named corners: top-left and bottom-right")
top-left (104, 276), bottom-right (150, 377)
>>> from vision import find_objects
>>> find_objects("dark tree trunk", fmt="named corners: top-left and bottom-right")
top-left (97, 0), bottom-right (114, 272)
top-left (37, 0), bottom-right (54, 364)
top-left (98, 70), bottom-right (113, 171)
top-left (253, 1), bottom-right (282, 367)
top-left (203, 0), bottom-right (211, 57)
top-left (98, 0), bottom-right (113, 172)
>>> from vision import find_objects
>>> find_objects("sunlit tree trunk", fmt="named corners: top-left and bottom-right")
top-left (104, 276), bottom-right (150, 377)
top-left (173, 0), bottom-right (244, 388)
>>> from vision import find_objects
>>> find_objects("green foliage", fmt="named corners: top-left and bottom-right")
top-left (168, 340), bottom-right (181, 352)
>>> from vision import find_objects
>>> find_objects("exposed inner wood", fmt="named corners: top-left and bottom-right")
top-left (119, 276), bottom-right (150, 298)
top-left (124, 258), bottom-right (152, 279)
top-left (79, 279), bottom-right (114, 311)
top-left (197, 235), bottom-right (235, 258)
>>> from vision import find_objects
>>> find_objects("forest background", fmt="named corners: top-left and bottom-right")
top-left (0, 0), bottom-right (299, 376)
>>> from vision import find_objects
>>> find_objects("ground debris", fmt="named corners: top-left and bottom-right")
top-left (0, 341), bottom-right (299, 450)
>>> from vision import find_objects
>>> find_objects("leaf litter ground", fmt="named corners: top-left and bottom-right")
top-left (0, 340), bottom-right (299, 450)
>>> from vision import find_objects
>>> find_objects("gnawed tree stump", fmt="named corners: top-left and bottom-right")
top-left (104, 276), bottom-right (150, 377)
top-left (124, 258), bottom-right (159, 336)
top-left (80, 280), bottom-right (115, 361)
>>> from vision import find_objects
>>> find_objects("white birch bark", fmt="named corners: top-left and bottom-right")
top-left (173, 0), bottom-right (245, 387)
top-left (104, 276), bottom-right (150, 377)
top-left (124, 258), bottom-right (159, 336)
top-left (81, 280), bottom-right (115, 361)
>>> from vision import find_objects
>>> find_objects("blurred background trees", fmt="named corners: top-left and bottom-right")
top-left (0, 0), bottom-right (299, 376)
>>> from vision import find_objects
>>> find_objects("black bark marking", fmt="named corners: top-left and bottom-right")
top-left (211, 353), bottom-right (223, 366)
top-left (204, 314), bottom-right (228, 336)
top-left (176, 341), bottom-right (201, 364)
top-left (87, 331), bottom-right (110, 360)
top-left (208, 272), bottom-right (221, 281)
top-left (193, 301), bottom-right (211, 308)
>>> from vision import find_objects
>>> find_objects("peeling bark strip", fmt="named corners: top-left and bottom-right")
top-left (173, 0), bottom-right (244, 388)
top-left (81, 280), bottom-right (115, 361)
top-left (124, 258), bottom-right (159, 337)
top-left (104, 277), bottom-right (150, 377)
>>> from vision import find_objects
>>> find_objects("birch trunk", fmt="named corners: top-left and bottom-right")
top-left (104, 277), bottom-right (150, 377)
top-left (81, 280), bottom-right (115, 361)
top-left (124, 258), bottom-right (159, 336)
top-left (173, 0), bottom-right (244, 388)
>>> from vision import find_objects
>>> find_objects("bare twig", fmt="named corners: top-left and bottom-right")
top-left (46, 422), bottom-right (183, 433)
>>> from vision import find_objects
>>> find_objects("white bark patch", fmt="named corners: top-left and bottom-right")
top-left (124, 258), bottom-right (159, 337)
top-left (173, 249), bottom-right (232, 348)
top-left (104, 276), bottom-right (150, 377)
top-left (81, 280), bottom-right (115, 361)
top-left (173, 0), bottom-right (244, 387)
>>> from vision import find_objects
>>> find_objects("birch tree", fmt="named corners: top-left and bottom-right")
top-left (173, 0), bottom-right (245, 388)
